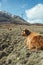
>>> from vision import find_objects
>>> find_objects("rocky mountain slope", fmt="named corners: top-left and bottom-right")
top-left (0, 11), bottom-right (29, 25)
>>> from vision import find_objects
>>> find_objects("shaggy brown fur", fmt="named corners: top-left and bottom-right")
top-left (21, 29), bottom-right (43, 50)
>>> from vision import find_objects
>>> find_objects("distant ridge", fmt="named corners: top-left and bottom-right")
top-left (0, 11), bottom-right (30, 25)
top-left (31, 23), bottom-right (43, 25)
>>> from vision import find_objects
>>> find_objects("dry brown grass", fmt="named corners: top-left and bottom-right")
top-left (0, 24), bottom-right (43, 65)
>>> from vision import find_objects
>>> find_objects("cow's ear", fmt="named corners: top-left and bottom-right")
top-left (25, 29), bottom-right (31, 36)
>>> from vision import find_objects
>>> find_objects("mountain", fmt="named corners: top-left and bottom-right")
top-left (0, 11), bottom-right (30, 25)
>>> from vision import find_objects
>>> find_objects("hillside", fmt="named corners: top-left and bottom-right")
top-left (0, 11), bottom-right (29, 25)
top-left (0, 24), bottom-right (43, 65)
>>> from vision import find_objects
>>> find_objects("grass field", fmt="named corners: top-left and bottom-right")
top-left (0, 24), bottom-right (43, 65)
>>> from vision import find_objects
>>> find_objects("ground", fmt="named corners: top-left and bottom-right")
top-left (0, 24), bottom-right (43, 65)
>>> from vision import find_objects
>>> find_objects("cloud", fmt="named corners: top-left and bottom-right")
top-left (25, 4), bottom-right (43, 23)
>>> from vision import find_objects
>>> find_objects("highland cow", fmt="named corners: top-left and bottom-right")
top-left (21, 29), bottom-right (43, 50)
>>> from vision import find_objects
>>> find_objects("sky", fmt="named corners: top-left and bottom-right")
top-left (0, 0), bottom-right (43, 23)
